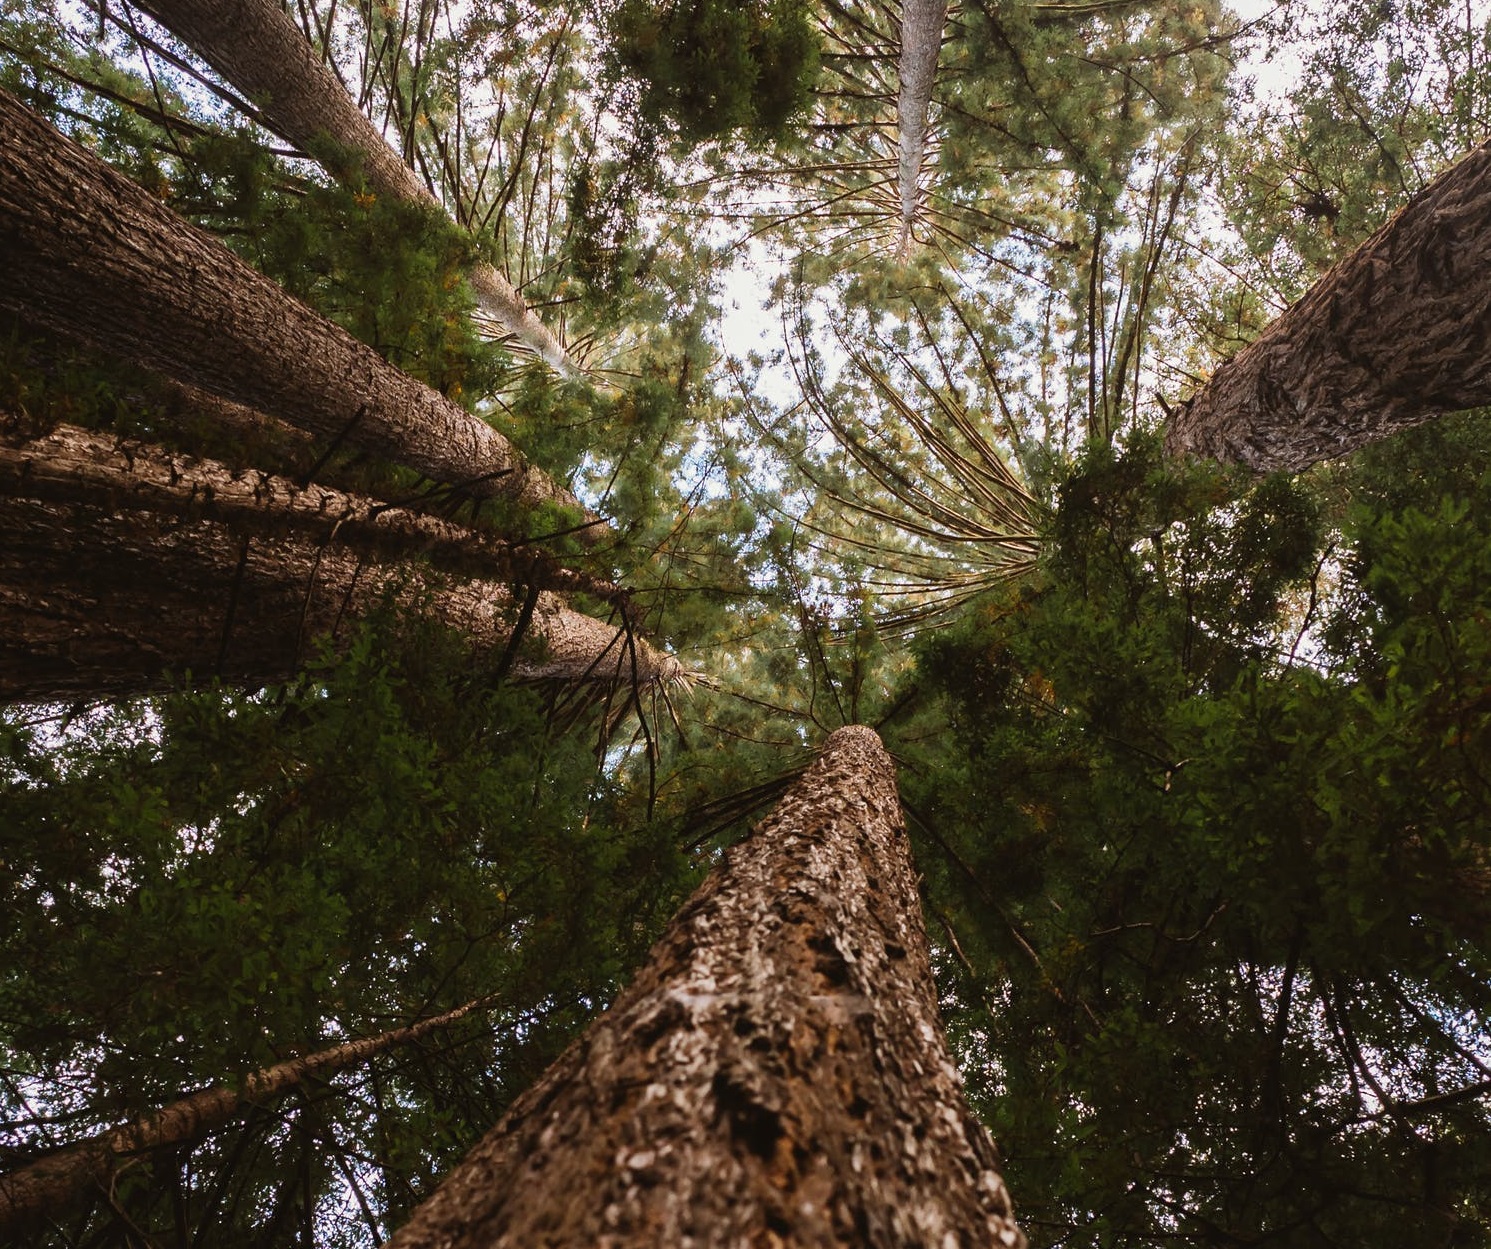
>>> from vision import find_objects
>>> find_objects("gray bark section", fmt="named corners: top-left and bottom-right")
top-left (0, 996), bottom-right (499, 1238)
top-left (0, 89), bottom-right (585, 519)
top-left (896, 0), bottom-right (948, 260)
top-left (132, 0), bottom-right (576, 374)
top-left (1164, 139), bottom-right (1491, 472)
top-left (0, 427), bottom-right (673, 703)
top-left (384, 725), bottom-right (1024, 1249)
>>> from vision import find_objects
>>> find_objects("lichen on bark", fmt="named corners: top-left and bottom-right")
top-left (384, 725), bottom-right (1024, 1249)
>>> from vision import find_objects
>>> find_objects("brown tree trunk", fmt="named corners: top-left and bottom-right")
top-left (0, 995), bottom-right (500, 1238)
top-left (131, 0), bottom-right (576, 375)
top-left (0, 424), bottom-right (673, 703)
top-left (383, 726), bottom-right (1024, 1249)
top-left (1164, 139), bottom-right (1491, 472)
top-left (0, 88), bottom-right (588, 522)
top-left (1, 423), bottom-right (610, 595)
top-left (895, 0), bottom-right (947, 261)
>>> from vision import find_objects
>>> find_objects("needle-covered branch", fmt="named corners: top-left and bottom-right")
top-left (0, 996), bottom-right (502, 1239)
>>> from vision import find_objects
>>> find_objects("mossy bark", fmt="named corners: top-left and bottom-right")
top-left (384, 726), bottom-right (1023, 1249)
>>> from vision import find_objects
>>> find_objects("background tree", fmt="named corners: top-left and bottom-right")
top-left (131, 0), bottom-right (577, 373)
top-left (907, 429), bottom-right (1491, 1245)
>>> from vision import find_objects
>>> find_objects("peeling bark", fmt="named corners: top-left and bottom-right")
top-left (131, 0), bottom-right (576, 375)
top-left (1164, 139), bottom-right (1491, 472)
top-left (895, 0), bottom-right (948, 261)
top-left (0, 89), bottom-right (590, 524)
top-left (384, 726), bottom-right (1024, 1249)
top-left (0, 425), bottom-right (672, 703)
top-left (0, 996), bottom-right (500, 1239)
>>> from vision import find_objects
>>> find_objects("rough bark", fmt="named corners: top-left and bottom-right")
top-left (0, 426), bottom-right (674, 703)
top-left (131, 0), bottom-right (576, 375)
top-left (4, 323), bottom-right (319, 458)
top-left (1164, 138), bottom-right (1491, 472)
top-left (0, 88), bottom-right (589, 523)
top-left (0, 995), bottom-right (500, 1238)
top-left (384, 725), bottom-right (1024, 1249)
top-left (895, 0), bottom-right (948, 261)
top-left (0, 423), bottom-right (611, 598)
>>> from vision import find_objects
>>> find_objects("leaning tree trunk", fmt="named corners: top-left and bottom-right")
top-left (0, 88), bottom-right (591, 525)
top-left (384, 725), bottom-right (1024, 1249)
top-left (895, 0), bottom-right (948, 261)
top-left (0, 424), bottom-right (673, 703)
top-left (1164, 138), bottom-right (1491, 472)
top-left (131, 0), bottom-right (576, 375)
top-left (0, 995), bottom-right (501, 1239)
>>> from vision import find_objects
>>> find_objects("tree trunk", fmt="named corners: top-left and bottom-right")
top-left (131, 0), bottom-right (576, 375)
top-left (895, 0), bottom-right (948, 261)
top-left (0, 995), bottom-right (500, 1238)
top-left (383, 725), bottom-right (1024, 1249)
top-left (0, 88), bottom-right (589, 523)
top-left (0, 424), bottom-right (673, 703)
top-left (1164, 139), bottom-right (1491, 472)
top-left (1, 423), bottom-right (612, 597)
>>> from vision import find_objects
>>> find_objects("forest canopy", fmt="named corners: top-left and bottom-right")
top-left (1, 0), bottom-right (1489, 1244)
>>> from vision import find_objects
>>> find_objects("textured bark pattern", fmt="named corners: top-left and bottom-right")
top-left (1165, 139), bottom-right (1491, 472)
top-left (132, 0), bottom-right (575, 374)
top-left (0, 424), bottom-right (611, 598)
top-left (0, 429), bottom-right (672, 702)
top-left (895, 0), bottom-right (948, 260)
top-left (384, 726), bottom-right (1023, 1249)
top-left (0, 89), bottom-right (582, 516)
top-left (0, 996), bottom-right (498, 1237)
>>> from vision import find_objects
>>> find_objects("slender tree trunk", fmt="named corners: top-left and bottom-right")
top-left (895, 0), bottom-right (948, 261)
top-left (131, 0), bottom-right (576, 375)
top-left (1164, 138), bottom-right (1491, 472)
top-left (384, 726), bottom-right (1024, 1249)
top-left (0, 995), bottom-right (501, 1238)
top-left (0, 88), bottom-right (589, 523)
top-left (0, 424), bottom-right (673, 703)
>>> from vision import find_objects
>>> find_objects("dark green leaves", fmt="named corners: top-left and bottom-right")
top-left (606, 0), bottom-right (820, 144)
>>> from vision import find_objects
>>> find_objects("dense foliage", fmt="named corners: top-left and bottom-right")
top-left (606, 0), bottom-right (820, 142)
top-left (909, 427), bottom-right (1491, 1244)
